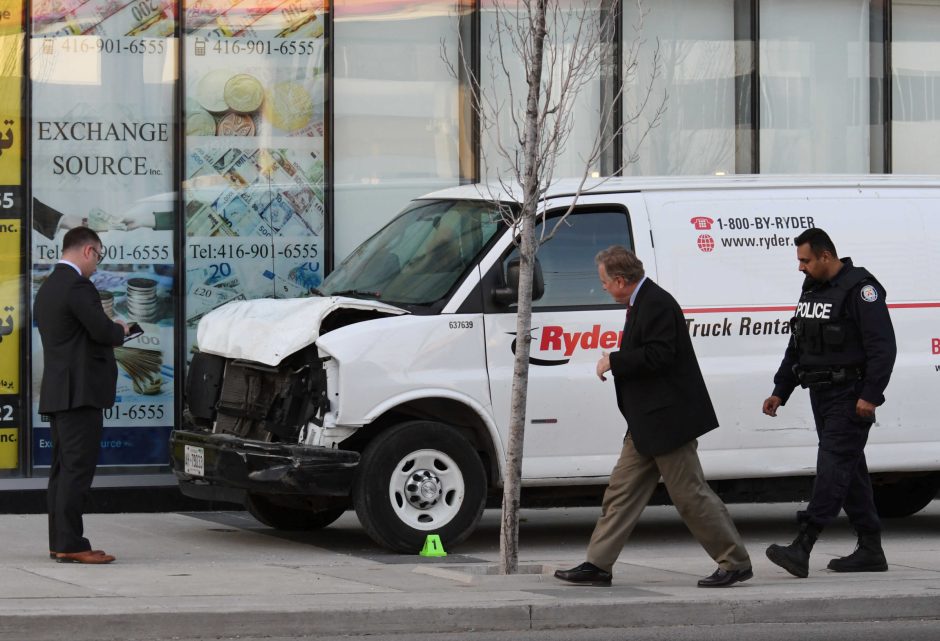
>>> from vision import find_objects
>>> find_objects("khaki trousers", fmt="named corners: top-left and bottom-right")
top-left (586, 435), bottom-right (751, 573)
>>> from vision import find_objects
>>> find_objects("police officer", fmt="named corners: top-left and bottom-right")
top-left (762, 228), bottom-right (896, 578)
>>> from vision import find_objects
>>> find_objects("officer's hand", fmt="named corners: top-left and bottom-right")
top-left (596, 352), bottom-right (611, 382)
top-left (762, 396), bottom-right (782, 417)
top-left (856, 398), bottom-right (877, 421)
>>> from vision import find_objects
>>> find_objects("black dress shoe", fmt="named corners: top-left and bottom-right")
top-left (697, 566), bottom-right (753, 588)
top-left (554, 562), bottom-right (612, 586)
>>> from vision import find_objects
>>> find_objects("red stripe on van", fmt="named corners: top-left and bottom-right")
top-left (683, 302), bottom-right (940, 314)
top-left (683, 306), bottom-right (796, 314)
top-left (887, 302), bottom-right (940, 309)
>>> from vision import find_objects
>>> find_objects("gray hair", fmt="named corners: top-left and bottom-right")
top-left (595, 245), bottom-right (644, 283)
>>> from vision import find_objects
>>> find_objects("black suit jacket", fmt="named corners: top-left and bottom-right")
top-left (608, 279), bottom-right (718, 456)
top-left (34, 263), bottom-right (125, 413)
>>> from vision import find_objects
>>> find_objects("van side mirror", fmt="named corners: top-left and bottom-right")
top-left (492, 257), bottom-right (545, 305)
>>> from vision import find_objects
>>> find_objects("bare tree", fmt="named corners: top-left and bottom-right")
top-left (445, 0), bottom-right (666, 574)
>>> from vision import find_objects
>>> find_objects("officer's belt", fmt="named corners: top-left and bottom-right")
top-left (796, 366), bottom-right (864, 389)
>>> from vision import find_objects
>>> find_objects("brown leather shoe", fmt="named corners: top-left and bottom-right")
top-left (56, 550), bottom-right (115, 564)
top-left (50, 549), bottom-right (106, 559)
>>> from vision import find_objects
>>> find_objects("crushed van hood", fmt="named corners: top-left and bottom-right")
top-left (196, 296), bottom-right (408, 366)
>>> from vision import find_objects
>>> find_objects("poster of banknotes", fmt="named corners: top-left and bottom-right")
top-left (183, 0), bottom-right (326, 360)
top-left (0, 0), bottom-right (24, 473)
top-left (29, 1), bottom-right (178, 468)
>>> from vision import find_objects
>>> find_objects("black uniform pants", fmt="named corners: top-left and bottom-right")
top-left (48, 407), bottom-right (103, 553)
top-left (800, 383), bottom-right (881, 534)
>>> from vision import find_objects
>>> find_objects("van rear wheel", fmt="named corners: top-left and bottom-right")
top-left (353, 421), bottom-right (487, 553)
top-left (873, 475), bottom-right (940, 518)
top-left (245, 493), bottom-right (347, 530)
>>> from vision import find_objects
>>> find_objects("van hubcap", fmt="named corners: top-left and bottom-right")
top-left (389, 449), bottom-right (464, 531)
top-left (409, 470), bottom-right (443, 507)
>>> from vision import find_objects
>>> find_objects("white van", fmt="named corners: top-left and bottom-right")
top-left (172, 176), bottom-right (940, 553)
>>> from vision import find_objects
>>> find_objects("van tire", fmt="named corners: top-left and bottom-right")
top-left (245, 493), bottom-right (347, 530)
top-left (353, 421), bottom-right (487, 553)
top-left (872, 476), bottom-right (940, 518)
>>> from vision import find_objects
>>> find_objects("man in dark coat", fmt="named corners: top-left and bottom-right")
top-left (34, 226), bottom-right (128, 564)
top-left (555, 246), bottom-right (751, 587)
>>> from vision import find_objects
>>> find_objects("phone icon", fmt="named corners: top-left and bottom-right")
top-left (690, 216), bottom-right (714, 230)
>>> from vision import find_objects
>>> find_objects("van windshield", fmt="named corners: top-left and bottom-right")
top-left (320, 199), bottom-right (503, 305)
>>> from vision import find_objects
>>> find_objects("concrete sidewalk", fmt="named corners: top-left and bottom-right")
top-left (0, 501), bottom-right (937, 640)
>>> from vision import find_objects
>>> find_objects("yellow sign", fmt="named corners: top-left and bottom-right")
top-left (0, 219), bottom-right (19, 394)
top-left (0, 427), bottom-right (16, 469)
top-left (0, 0), bottom-right (23, 186)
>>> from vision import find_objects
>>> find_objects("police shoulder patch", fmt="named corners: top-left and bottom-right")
top-left (860, 284), bottom-right (878, 303)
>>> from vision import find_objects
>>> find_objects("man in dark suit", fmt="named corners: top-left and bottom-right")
top-left (35, 227), bottom-right (128, 564)
top-left (555, 246), bottom-right (751, 587)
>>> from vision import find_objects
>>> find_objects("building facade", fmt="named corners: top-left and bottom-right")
top-left (0, 0), bottom-right (938, 487)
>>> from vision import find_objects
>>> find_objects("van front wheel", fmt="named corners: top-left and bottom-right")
top-left (353, 421), bottom-right (487, 553)
top-left (245, 493), bottom-right (347, 530)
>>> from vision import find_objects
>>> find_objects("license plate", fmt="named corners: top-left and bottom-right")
top-left (184, 445), bottom-right (205, 477)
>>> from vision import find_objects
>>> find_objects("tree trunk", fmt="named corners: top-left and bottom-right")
top-left (498, 0), bottom-right (548, 576)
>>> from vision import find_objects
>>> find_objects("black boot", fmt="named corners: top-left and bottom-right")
top-left (766, 523), bottom-right (820, 578)
top-left (827, 532), bottom-right (888, 572)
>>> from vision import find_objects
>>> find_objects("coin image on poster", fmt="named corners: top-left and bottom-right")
top-left (217, 112), bottom-right (256, 137)
top-left (196, 69), bottom-right (233, 113)
top-left (98, 290), bottom-right (115, 318)
top-left (263, 81), bottom-right (314, 131)
top-left (224, 73), bottom-right (264, 113)
top-left (126, 278), bottom-right (159, 322)
top-left (186, 108), bottom-right (217, 136)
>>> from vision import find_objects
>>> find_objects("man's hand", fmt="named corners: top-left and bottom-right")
top-left (115, 319), bottom-right (129, 335)
top-left (762, 395), bottom-right (783, 417)
top-left (596, 351), bottom-right (611, 381)
top-left (856, 398), bottom-right (877, 421)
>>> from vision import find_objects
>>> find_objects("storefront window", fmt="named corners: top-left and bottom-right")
top-left (622, 0), bottom-right (736, 176)
top-left (183, 0), bottom-right (328, 359)
top-left (759, 0), bottom-right (870, 173)
top-left (479, 0), bottom-right (603, 181)
top-left (333, 0), bottom-right (462, 261)
top-left (29, 0), bottom-right (179, 471)
top-left (892, 0), bottom-right (940, 173)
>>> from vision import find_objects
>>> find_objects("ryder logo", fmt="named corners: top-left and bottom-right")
top-left (508, 331), bottom-right (569, 366)
top-left (510, 326), bottom-right (624, 366)
top-left (540, 325), bottom-right (622, 356)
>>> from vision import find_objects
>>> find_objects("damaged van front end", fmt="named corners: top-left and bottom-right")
top-left (169, 296), bottom-right (407, 509)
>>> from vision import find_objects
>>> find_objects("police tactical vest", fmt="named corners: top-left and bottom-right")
top-left (790, 265), bottom-right (876, 369)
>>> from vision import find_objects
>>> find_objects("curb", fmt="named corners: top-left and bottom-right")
top-left (2, 594), bottom-right (938, 641)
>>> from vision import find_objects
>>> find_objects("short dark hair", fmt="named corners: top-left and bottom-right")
top-left (794, 228), bottom-right (837, 258)
top-left (62, 226), bottom-right (102, 253)
top-left (595, 245), bottom-right (644, 283)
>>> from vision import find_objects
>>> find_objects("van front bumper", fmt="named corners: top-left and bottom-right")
top-left (170, 429), bottom-right (359, 504)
